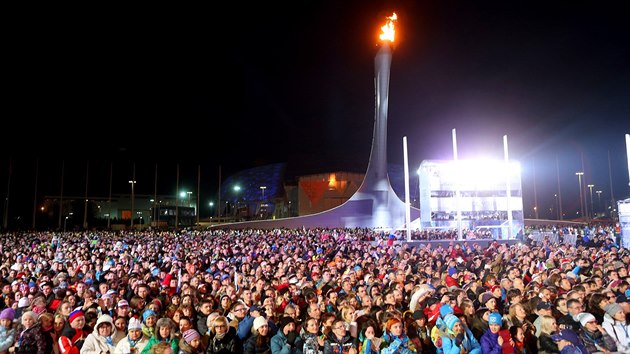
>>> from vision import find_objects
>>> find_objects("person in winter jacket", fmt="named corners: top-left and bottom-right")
top-left (177, 329), bottom-right (205, 354)
top-left (243, 316), bottom-right (271, 354)
top-left (480, 312), bottom-right (504, 354)
top-left (271, 316), bottom-right (303, 354)
top-left (601, 303), bottom-right (630, 353)
top-left (80, 314), bottom-right (117, 354)
top-left (207, 315), bottom-right (242, 354)
top-left (550, 329), bottom-right (588, 354)
top-left (0, 308), bottom-right (16, 353)
top-left (379, 317), bottom-right (415, 354)
top-left (356, 321), bottom-right (381, 354)
top-left (439, 314), bottom-right (481, 354)
top-left (141, 317), bottom-right (178, 354)
top-left (59, 310), bottom-right (88, 354)
top-left (576, 312), bottom-right (617, 354)
top-left (10, 310), bottom-right (47, 354)
top-left (324, 319), bottom-right (357, 354)
top-left (114, 317), bottom-right (149, 354)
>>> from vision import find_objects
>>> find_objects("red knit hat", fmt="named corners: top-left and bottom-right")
top-left (69, 310), bottom-right (85, 324)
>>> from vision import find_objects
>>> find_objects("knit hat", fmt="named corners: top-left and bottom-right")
top-left (142, 309), bottom-right (157, 322)
top-left (253, 316), bottom-right (268, 332)
top-left (0, 308), bottom-right (15, 321)
top-left (577, 312), bottom-right (597, 327)
top-left (182, 329), bottom-right (200, 343)
top-left (488, 312), bottom-right (502, 325)
top-left (68, 310), bottom-right (85, 324)
top-left (128, 317), bottom-right (142, 330)
top-left (551, 329), bottom-right (580, 345)
top-left (280, 316), bottom-right (295, 329)
top-left (440, 304), bottom-right (454, 317)
top-left (117, 299), bottom-right (129, 308)
top-left (444, 313), bottom-right (460, 331)
top-left (604, 303), bottom-right (623, 317)
top-left (18, 297), bottom-right (29, 308)
top-left (481, 292), bottom-right (494, 305)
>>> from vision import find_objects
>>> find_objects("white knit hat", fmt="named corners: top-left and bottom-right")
top-left (252, 316), bottom-right (268, 332)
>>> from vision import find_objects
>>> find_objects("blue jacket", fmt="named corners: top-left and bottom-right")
top-left (271, 330), bottom-right (303, 354)
top-left (480, 329), bottom-right (502, 354)
top-left (441, 328), bottom-right (481, 354)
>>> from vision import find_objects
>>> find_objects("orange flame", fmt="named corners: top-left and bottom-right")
top-left (379, 12), bottom-right (397, 42)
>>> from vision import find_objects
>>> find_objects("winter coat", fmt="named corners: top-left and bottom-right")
top-left (140, 331), bottom-right (178, 354)
top-left (440, 327), bottom-right (481, 354)
top-left (207, 326), bottom-right (242, 354)
top-left (243, 334), bottom-right (271, 354)
top-left (80, 315), bottom-right (117, 354)
top-left (578, 327), bottom-right (617, 353)
top-left (113, 333), bottom-right (150, 354)
top-left (270, 329), bottom-right (303, 354)
top-left (480, 329), bottom-right (502, 354)
top-left (536, 333), bottom-right (558, 354)
top-left (0, 326), bottom-right (16, 352)
top-left (59, 324), bottom-right (88, 354)
top-left (324, 332), bottom-right (356, 354)
top-left (601, 313), bottom-right (630, 353)
top-left (15, 324), bottom-right (47, 354)
top-left (301, 332), bottom-right (323, 354)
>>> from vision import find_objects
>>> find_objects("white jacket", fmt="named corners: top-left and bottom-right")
top-left (602, 313), bottom-right (630, 354)
top-left (80, 315), bottom-right (117, 354)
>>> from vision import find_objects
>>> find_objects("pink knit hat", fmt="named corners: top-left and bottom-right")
top-left (182, 329), bottom-right (200, 343)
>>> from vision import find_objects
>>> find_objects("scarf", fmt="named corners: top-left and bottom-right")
top-left (214, 330), bottom-right (227, 341)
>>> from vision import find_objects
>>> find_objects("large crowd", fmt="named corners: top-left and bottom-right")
top-left (0, 223), bottom-right (626, 354)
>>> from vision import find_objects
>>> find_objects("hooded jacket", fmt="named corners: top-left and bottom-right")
top-left (80, 314), bottom-right (117, 354)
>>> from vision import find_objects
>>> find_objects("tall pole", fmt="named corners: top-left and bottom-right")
top-left (587, 184), bottom-right (595, 220)
top-left (608, 150), bottom-right (616, 216)
top-left (576, 172), bottom-right (584, 218)
top-left (197, 164), bottom-right (200, 225)
top-left (58, 160), bottom-right (64, 229)
top-left (32, 158), bottom-right (38, 230)
top-left (533, 158), bottom-right (539, 219)
top-left (3, 157), bottom-right (11, 230)
top-left (556, 154), bottom-right (564, 220)
top-left (403, 136), bottom-right (411, 241)
top-left (504, 135), bottom-right (513, 239)
top-left (596, 190), bottom-right (603, 214)
top-left (452, 129), bottom-right (462, 240)
top-left (83, 161), bottom-right (89, 229)
top-left (581, 153), bottom-right (588, 219)
top-left (129, 163), bottom-right (136, 229)
top-left (217, 165), bottom-right (222, 222)
top-left (554, 194), bottom-right (559, 220)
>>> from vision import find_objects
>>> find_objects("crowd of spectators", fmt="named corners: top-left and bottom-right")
top-left (0, 222), bottom-right (625, 353)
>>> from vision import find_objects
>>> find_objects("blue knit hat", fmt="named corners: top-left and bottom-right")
top-left (440, 304), bottom-right (454, 317)
top-left (142, 309), bottom-right (157, 323)
top-left (488, 312), bottom-right (502, 325)
top-left (444, 314), bottom-right (460, 331)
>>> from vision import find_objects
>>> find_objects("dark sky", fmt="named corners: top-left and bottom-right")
top-left (2, 1), bottom-right (629, 222)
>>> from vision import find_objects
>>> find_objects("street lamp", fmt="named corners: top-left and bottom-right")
top-left (64, 216), bottom-right (69, 232)
top-left (187, 191), bottom-right (192, 207)
top-left (596, 190), bottom-right (603, 215)
top-left (554, 194), bottom-right (559, 220)
top-left (575, 172), bottom-right (584, 218)
top-left (209, 201), bottom-right (214, 218)
top-left (587, 184), bottom-right (594, 219)
top-left (260, 186), bottom-right (267, 200)
top-left (233, 185), bottom-right (241, 217)
top-left (128, 180), bottom-right (136, 228)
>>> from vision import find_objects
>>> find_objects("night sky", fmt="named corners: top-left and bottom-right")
top-left (2, 1), bottom-right (629, 224)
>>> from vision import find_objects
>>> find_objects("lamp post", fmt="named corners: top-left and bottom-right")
top-left (575, 172), bottom-right (584, 218)
top-left (596, 190), bottom-right (603, 215)
top-left (64, 216), bottom-right (68, 232)
top-left (554, 194), bottom-right (559, 219)
top-left (209, 201), bottom-right (214, 218)
top-left (187, 191), bottom-right (192, 207)
top-left (260, 186), bottom-right (266, 200)
top-left (587, 184), bottom-right (594, 219)
top-left (128, 180), bottom-right (136, 228)
top-left (233, 185), bottom-right (241, 217)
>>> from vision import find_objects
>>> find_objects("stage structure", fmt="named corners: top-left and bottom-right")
top-left (619, 133), bottom-right (630, 247)
top-left (417, 159), bottom-right (524, 239)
